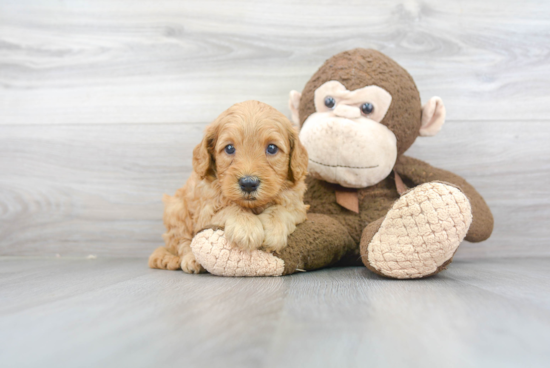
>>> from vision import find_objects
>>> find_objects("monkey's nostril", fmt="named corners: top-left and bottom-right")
top-left (239, 176), bottom-right (260, 193)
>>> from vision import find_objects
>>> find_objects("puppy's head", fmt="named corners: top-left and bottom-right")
top-left (193, 100), bottom-right (308, 208)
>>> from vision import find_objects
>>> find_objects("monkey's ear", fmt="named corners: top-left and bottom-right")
top-left (192, 123), bottom-right (218, 179)
top-left (288, 90), bottom-right (302, 128)
top-left (288, 127), bottom-right (308, 183)
top-left (420, 97), bottom-right (446, 137)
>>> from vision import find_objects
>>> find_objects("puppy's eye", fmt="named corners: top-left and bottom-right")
top-left (324, 96), bottom-right (335, 109)
top-left (361, 102), bottom-right (374, 115)
top-left (225, 144), bottom-right (235, 154)
top-left (266, 144), bottom-right (278, 155)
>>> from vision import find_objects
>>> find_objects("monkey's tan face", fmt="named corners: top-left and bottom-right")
top-left (299, 81), bottom-right (397, 188)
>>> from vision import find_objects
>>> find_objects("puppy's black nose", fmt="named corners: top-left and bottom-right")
top-left (239, 176), bottom-right (260, 193)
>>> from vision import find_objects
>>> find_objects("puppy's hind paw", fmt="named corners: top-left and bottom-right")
top-left (180, 253), bottom-right (206, 274)
top-left (148, 247), bottom-right (181, 270)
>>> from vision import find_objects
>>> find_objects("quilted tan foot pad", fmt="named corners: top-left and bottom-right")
top-left (190, 229), bottom-right (285, 277)
top-left (367, 182), bottom-right (473, 279)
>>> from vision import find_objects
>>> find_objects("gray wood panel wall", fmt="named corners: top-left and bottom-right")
top-left (1, 0), bottom-right (549, 258)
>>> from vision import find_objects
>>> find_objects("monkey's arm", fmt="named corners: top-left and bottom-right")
top-left (190, 214), bottom-right (358, 276)
top-left (394, 155), bottom-right (494, 242)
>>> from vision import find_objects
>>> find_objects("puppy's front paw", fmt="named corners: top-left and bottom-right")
top-left (225, 214), bottom-right (264, 251)
top-left (259, 214), bottom-right (291, 253)
top-left (180, 253), bottom-right (205, 274)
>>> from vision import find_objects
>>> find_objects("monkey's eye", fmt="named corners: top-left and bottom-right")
top-left (324, 96), bottom-right (336, 109)
top-left (361, 103), bottom-right (374, 115)
top-left (225, 144), bottom-right (235, 154)
top-left (266, 144), bottom-right (278, 155)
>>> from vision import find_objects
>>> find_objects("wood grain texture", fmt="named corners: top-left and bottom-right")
top-left (1, 120), bottom-right (548, 258)
top-left (1, 0), bottom-right (550, 124)
top-left (0, 258), bottom-right (549, 368)
top-left (0, 0), bottom-right (549, 257)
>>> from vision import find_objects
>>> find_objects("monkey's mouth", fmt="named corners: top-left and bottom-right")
top-left (309, 158), bottom-right (379, 170)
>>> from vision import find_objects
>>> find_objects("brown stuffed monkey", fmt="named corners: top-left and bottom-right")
top-left (190, 48), bottom-right (494, 279)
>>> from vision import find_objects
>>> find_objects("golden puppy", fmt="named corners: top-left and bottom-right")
top-left (149, 100), bottom-right (309, 273)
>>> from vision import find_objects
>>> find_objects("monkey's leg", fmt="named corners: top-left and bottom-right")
top-left (360, 182), bottom-right (472, 279)
top-left (395, 155), bottom-right (493, 242)
top-left (190, 214), bottom-right (357, 277)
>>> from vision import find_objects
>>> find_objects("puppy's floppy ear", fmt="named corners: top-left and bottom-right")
top-left (193, 122), bottom-right (218, 180)
top-left (288, 126), bottom-right (308, 183)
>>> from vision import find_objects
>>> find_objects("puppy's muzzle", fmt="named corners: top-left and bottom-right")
top-left (239, 176), bottom-right (260, 193)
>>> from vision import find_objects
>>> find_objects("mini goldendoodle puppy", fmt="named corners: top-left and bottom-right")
top-left (149, 100), bottom-right (309, 273)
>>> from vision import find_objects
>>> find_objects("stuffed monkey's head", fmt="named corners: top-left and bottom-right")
top-left (289, 48), bottom-right (446, 188)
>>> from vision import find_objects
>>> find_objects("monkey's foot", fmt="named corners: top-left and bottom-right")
top-left (361, 182), bottom-right (473, 279)
top-left (190, 229), bottom-right (285, 277)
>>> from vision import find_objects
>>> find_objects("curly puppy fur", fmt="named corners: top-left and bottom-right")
top-left (149, 100), bottom-right (309, 273)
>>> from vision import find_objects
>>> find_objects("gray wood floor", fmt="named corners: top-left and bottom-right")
top-left (1, 257), bottom-right (549, 368)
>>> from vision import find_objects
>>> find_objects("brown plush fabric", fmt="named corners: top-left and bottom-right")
top-left (303, 175), bottom-right (401, 244)
top-left (298, 48), bottom-right (422, 156)
top-left (277, 159), bottom-right (491, 277)
top-left (394, 156), bottom-right (494, 242)
top-left (275, 214), bottom-right (356, 275)
top-left (268, 175), bottom-right (400, 274)
top-left (359, 218), bottom-right (385, 276)
top-left (278, 155), bottom-right (493, 277)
